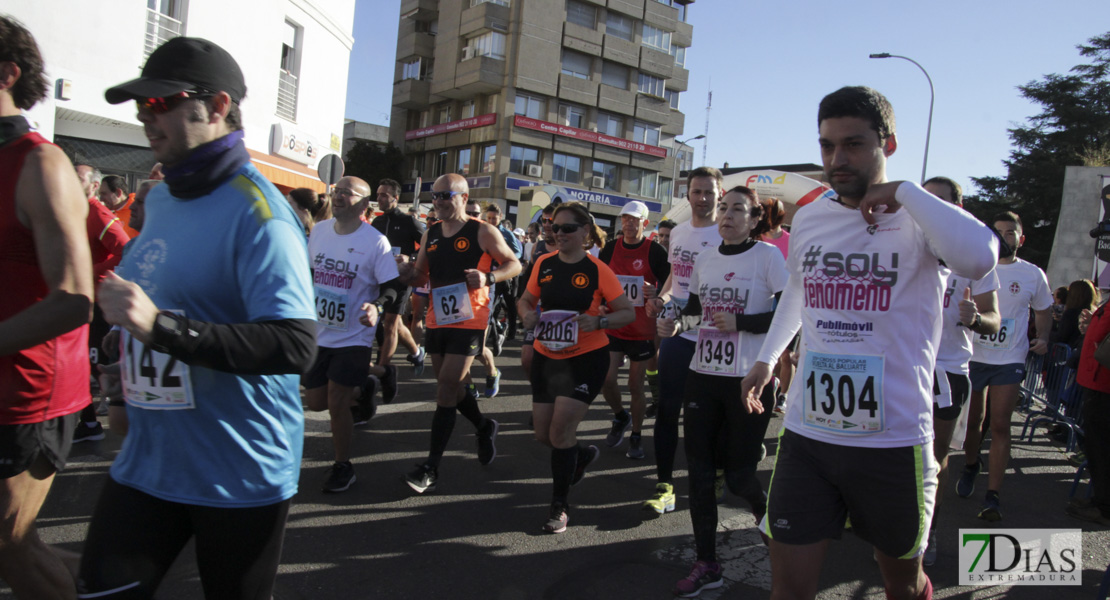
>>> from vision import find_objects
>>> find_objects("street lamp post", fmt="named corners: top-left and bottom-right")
top-left (869, 53), bottom-right (934, 184)
top-left (672, 134), bottom-right (705, 203)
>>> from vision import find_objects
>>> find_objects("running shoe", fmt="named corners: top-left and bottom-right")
top-left (645, 399), bottom-right (659, 420)
top-left (955, 457), bottom-right (982, 498)
top-left (923, 528), bottom-right (938, 567)
top-left (95, 399), bottom-right (110, 416)
top-left (605, 410), bottom-right (632, 447)
top-left (1066, 503), bottom-right (1110, 526)
top-left (73, 421), bottom-right (105, 443)
top-left (477, 419), bottom-right (499, 465)
top-left (466, 382), bottom-right (481, 400)
top-left (379, 365), bottom-right (398, 404)
top-left (322, 461), bottom-right (356, 493)
top-left (714, 469), bottom-right (726, 503)
top-left (626, 435), bottom-right (645, 459)
top-left (773, 393), bottom-right (787, 414)
top-left (353, 375), bottom-right (379, 425)
top-left (405, 463), bottom-right (438, 494)
top-left (673, 560), bottom-right (723, 598)
top-left (571, 445), bottom-right (600, 485)
top-left (407, 346), bottom-right (427, 376)
top-left (643, 482), bottom-right (676, 514)
top-left (485, 370), bottom-right (501, 398)
top-left (543, 501), bottom-right (569, 534)
top-left (978, 493), bottom-right (1002, 522)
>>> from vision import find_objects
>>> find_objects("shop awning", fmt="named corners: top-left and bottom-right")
top-left (247, 149), bottom-right (326, 193)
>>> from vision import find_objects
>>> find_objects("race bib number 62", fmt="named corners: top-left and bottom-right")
top-left (801, 351), bottom-right (884, 434)
top-left (432, 282), bottom-right (475, 325)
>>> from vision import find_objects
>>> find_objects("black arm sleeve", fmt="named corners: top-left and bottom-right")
top-left (598, 240), bottom-right (616, 264)
top-left (160, 318), bottom-right (318, 375)
top-left (732, 291), bottom-right (783, 334)
top-left (376, 277), bottom-right (405, 311)
top-left (649, 241), bottom-right (670, 285)
top-left (675, 293), bottom-right (703, 333)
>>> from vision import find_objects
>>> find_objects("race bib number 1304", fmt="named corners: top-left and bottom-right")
top-left (801, 351), bottom-right (884, 434)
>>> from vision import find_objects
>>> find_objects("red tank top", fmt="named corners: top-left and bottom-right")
top-left (0, 132), bottom-right (90, 424)
top-left (606, 237), bottom-right (657, 340)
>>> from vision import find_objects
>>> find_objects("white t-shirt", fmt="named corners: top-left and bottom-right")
top-left (935, 267), bottom-right (1000, 374)
top-left (308, 219), bottom-right (400, 348)
top-left (970, 258), bottom-right (1052, 366)
top-left (667, 220), bottom-right (722, 341)
top-left (685, 243), bottom-right (788, 375)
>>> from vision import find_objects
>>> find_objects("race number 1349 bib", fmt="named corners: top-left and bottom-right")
top-left (432, 282), bottom-right (475, 325)
top-left (535, 310), bottom-right (579, 351)
top-left (120, 325), bottom-right (195, 410)
top-left (694, 327), bottom-right (740, 376)
top-left (975, 317), bottom-right (1014, 350)
top-left (801, 351), bottom-right (884, 434)
top-left (617, 275), bottom-right (645, 307)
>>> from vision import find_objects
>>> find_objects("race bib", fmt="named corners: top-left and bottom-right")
top-left (617, 275), bottom-right (645, 307)
top-left (801, 351), bottom-right (884, 434)
top-left (120, 327), bottom-right (195, 410)
top-left (432, 282), bottom-right (475, 325)
top-left (315, 287), bottom-right (349, 331)
top-left (975, 317), bottom-right (1014, 350)
top-left (535, 310), bottom-right (579, 351)
top-left (694, 327), bottom-right (740, 376)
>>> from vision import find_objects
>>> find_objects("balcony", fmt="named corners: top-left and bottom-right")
top-left (394, 77), bottom-right (431, 109)
top-left (564, 22), bottom-right (603, 47)
top-left (460, 1), bottom-right (510, 38)
top-left (558, 73), bottom-right (598, 106)
top-left (400, 0), bottom-right (438, 21)
top-left (276, 70), bottom-right (298, 122)
top-left (672, 20), bottom-right (693, 48)
top-left (602, 36), bottom-right (639, 68)
top-left (397, 30), bottom-right (436, 60)
top-left (443, 55), bottom-right (504, 99)
top-left (144, 8), bottom-right (183, 59)
top-left (607, 0), bottom-right (645, 19)
top-left (643, 0), bottom-right (678, 30)
top-left (635, 94), bottom-right (670, 125)
top-left (639, 46), bottom-right (674, 78)
top-left (598, 84), bottom-right (636, 117)
top-left (661, 108), bottom-right (685, 136)
top-left (669, 65), bottom-right (689, 92)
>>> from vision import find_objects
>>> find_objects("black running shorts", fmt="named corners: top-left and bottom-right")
top-left (425, 328), bottom-right (484, 357)
top-left (302, 346), bottom-right (371, 389)
top-left (530, 346), bottom-right (610, 405)
top-left (0, 410), bottom-right (79, 479)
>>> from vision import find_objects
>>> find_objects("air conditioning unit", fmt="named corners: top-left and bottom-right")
top-left (591, 176), bottom-right (605, 188)
top-left (527, 164), bottom-right (542, 177)
top-left (462, 46), bottom-right (475, 60)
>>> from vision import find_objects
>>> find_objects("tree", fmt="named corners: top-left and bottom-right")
top-left (343, 140), bottom-right (406, 192)
top-left (965, 32), bottom-right (1110, 269)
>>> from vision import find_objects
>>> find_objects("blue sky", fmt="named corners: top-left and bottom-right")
top-left (344, 0), bottom-right (1107, 197)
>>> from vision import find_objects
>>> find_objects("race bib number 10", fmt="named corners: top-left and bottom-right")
top-left (535, 310), bottom-right (579, 351)
top-left (975, 317), bottom-right (1014, 350)
top-left (801, 351), bottom-right (884, 434)
top-left (432, 282), bottom-right (475, 325)
top-left (617, 275), bottom-right (645, 307)
top-left (694, 327), bottom-right (740, 376)
top-left (120, 326), bottom-right (195, 410)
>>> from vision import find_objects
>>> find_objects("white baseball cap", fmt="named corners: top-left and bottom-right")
top-left (619, 201), bottom-right (649, 220)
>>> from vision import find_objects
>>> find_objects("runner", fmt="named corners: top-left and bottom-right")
top-left (643, 166), bottom-right (723, 515)
top-left (660, 186), bottom-right (787, 597)
top-left (402, 173), bottom-right (520, 493)
top-left (598, 200), bottom-right (669, 459)
top-left (518, 201), bottom-right (634, 532)
top-left (0, 17), bottom-right (94, 598)
top-left (740, 86), bottom-right (998, 600)
top-left (79, 37), bottom-right (316, 598)
top-left (304, 175), bottom-right (402, 493)
top-left (369, 178), bottom-right (426, 373)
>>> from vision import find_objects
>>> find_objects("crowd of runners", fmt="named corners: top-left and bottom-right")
top-left (2, 18), bottom-right (1107, 600)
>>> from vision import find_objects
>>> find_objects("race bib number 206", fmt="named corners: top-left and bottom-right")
top-left (801, 351), bottom-right (884, 434)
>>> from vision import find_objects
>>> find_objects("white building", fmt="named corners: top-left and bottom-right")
top-left (7, 0), bottom-right (354, 193)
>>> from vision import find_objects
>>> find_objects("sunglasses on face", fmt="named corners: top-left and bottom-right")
top-left (135, 90), bottom-right (212, 115)
top-left (430, 190), bottom-right (462, 201)
top-left (551, 223), bottom-right (583, 234)
top-left (542, 218), bottom-right (554, 224)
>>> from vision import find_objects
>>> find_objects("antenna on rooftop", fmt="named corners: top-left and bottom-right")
top-left (702, 81), bottom-right (711, 165)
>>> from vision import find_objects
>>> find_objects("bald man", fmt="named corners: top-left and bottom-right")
top-left (401, 173), bottom-right (521, 493)
top-left (303, 176), bottom-right (404, 493)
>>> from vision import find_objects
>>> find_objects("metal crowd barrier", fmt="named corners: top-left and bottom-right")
top-left (1018, 343), bottom-right (1086, 453)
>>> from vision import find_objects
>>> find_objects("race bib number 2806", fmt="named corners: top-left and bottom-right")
top-left (801, 351), bottom-right (884, 434)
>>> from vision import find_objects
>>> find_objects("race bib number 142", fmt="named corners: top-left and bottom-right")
top-left (120, 326), bottom-right (195, 410)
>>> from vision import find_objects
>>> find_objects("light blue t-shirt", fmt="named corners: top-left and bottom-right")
top-left (112, 164), bottom-right (315, 508)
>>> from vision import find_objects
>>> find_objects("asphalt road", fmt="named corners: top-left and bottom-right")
top-left (4, 339), bottom-right (1108, 599)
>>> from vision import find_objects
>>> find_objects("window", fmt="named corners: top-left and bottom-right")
top-left (438, 104), bottom-right (452, 124)
top-left (406, 110), bottom-right (423, 130)
top-left (401, 58), bottom-right (423, 81)
top-left (461, 100), bottom-right (475, 119)
top-left (414, 19), bottom-right (438, 35)
top-left (480, 144), bottom-right (497, 173)
top-left (276, 20), bottom-right (301, 121)
top-left (642, 24), bottom-right (671, 52)
top-left (559, 103), bottom-right (587, 129)
top-left (596, 112), bottom-right (623, 137)
top-left (637, 73), bottom-right (665, 98)
top-left (629, 167), bottom-right (658, 198)
top-left (566, 0), bottom-right (596, 29)
top-left (510, 145), bottom-right (540, 175)
top-left (670, 45), bottom-right (686, 67)
top-left (677, 147), bottom-right (694, 173)
top-left (601, 61), bottom-right (629, 89)
top-left (665, 89), bottom-right (680, 110)
top-left (605, 12), bottom-right (634, 41)
top-left (145, 0), bottom-right (185, 59)
top-left (467, 31), bottom-right (506, 60)
top-left (592, 161), bottom-right (618, 191)
top-left (514, 93), bottom-right (545, 119)
top-left (552, 153), bottom-right (582, 184)
top-left (659, 178), bottom-right (672, 200)
top-left (433, 151), bottom-right (448, 177)
top-left (455, 148), bottom-right (472, 175)
top-left (561, 49), bottom-right (591, 80)
top-left (633, 120), bottom-right (660, 146)
top-left (472, 0), bottom-right (509, 6)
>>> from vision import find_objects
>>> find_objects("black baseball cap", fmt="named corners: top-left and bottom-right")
top-left (105, 37), bottom-right (247, 105)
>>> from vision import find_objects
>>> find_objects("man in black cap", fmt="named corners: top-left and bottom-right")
top-left (78, 37), bottom-right (317, 598)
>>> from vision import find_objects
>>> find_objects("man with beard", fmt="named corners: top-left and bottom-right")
top-left (740, 86), bottom-right (998, 600)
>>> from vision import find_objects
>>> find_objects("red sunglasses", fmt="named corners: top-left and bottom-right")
top-left (136, 90), bottom-right (212, 115)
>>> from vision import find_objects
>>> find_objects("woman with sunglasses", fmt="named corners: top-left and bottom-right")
top-left (657, 186), bottom-right (787, 597)
top-left (518, 202), bottom-right (635, 533)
